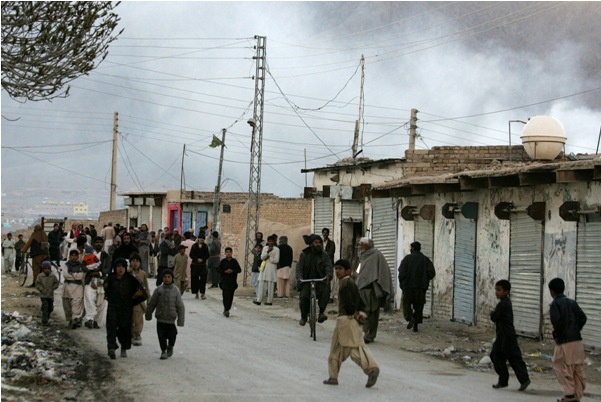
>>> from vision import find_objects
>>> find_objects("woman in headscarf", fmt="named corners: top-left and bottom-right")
top-left (21, 224), bottom-right (49, 286)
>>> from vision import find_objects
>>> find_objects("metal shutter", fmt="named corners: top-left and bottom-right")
top-left (453, 219), bottom-right (476, 325)
top-left (576, 221), bottom-right (601, 349)
top-left (151, 205), bottom-right (162, 232)
top-left (342, 200), bottom-right (363, 221)
top-left (509, 213), bottom-right (543, 338)
top-left (371, 198), bottom-right (397, 286)
top-left (415, 217), bottom-right (435, 318)
top-left (314, 197), bottom-right (334, 233)
top-left (139, 206), bottom-right (151, 228)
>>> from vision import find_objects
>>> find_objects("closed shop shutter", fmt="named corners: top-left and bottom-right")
top-left (151, 206), bottom-right (162, 232)
top-left (314, 197), bottom-right (334, 233)
top-left (576, 221), bottom-right (601, 349)
top-left (415, 217), bottom-right (435, 318)
top-left (453, 219), bottom-right (476, 325)
top-left (371, 198), bottom-right (397, 286)
top-left (342, 200), bottom-right (363, 221)
top-left (139, 206), bottom-right (151, 227)
top-left (510, 213), bottom-right (543, 338)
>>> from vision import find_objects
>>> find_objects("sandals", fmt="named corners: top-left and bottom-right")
top-left (323, 378), bottom-right (338, 385)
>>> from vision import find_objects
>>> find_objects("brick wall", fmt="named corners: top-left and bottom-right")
top-left (404, 145), bottom-right (530, 176)
top-left (98, 209), bottom-right (128, 228)
top-left (220, 198), bottom-right (312, 262)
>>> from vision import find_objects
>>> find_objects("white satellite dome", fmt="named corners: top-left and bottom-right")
top-left (520, 115), bottom-right (566, 160)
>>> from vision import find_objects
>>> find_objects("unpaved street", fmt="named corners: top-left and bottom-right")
top-left (64, 285), bottom-right (600, 402)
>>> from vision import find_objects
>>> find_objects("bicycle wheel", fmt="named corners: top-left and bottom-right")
top-left (52, 262), bottom-right (62, 283)
top-left (18, 258), bottom-right (29, 286)
top-left (310, 290), bottom-right (317, 341)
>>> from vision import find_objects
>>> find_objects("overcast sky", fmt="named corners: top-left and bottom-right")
top-left (2, 1), bottom-right (600, 209)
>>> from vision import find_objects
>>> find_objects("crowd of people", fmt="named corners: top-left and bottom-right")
top-left (1, 223), bottom-right (589, 398)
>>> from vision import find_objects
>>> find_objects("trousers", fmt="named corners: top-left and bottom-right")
top-left (157, 322), bottom-right (177, 352)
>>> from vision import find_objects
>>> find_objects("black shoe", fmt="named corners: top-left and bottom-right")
top-left (406, 319), bottom-right (414, 329)
top-left (84, 320), bottom-right (94, 329)
top-left (492, 383), bottom-right (508, 389)
top-left (224, 311), bottom-right (230, 318)
top-left (167, 346), bottom-right (173, 358)
top-left (364, 336), bottom-right (374, 344)
top-left (299, 317), bottom-right (307, 326)
top-left (518, 380), bottom-right (531, 391)
top-left (265, 302), bottom-right (272, 306)
top-left (93, 321), bottom-right (101, 329)
top-left (108, 349), bottom-right (116, 360)
top-left (318, 313), bottom-right (327, 323)
top-left (253, 300), bottom-right (261, 305)
top-left (413, 323), bottom-right (418, 332)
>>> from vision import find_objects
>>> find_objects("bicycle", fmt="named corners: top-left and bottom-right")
top-left (18, 253), bottom-right (31, 286)
top-left (299, 277), bottom-right (328, 341)
top-left (18, 255), bottom-right (61, 286)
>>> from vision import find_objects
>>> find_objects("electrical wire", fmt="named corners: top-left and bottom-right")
top-left (420, 86), bottom-right (601, 122)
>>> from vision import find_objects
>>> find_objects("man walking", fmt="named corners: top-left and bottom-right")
top-left (398, 241), bottom-right (436, 333)
top-left (207, 231), bottom-right (221, 288)
top-left (356, 238), bottom-right (392, 344)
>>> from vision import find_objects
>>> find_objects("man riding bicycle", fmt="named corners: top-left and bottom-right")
top-left (296, 234), bottom-right (333, 326)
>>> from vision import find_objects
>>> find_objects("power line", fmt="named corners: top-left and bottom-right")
top-left (420, 86), bottom-right (601, 122)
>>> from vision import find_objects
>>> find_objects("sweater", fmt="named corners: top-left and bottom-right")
top-left (145, 283), bottom-right (185, 326)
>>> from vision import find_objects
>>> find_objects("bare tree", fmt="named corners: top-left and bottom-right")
top-left (1, 1), bottom-right (123, 102)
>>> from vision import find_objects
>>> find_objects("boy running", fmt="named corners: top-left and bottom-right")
top-left (323, 259), bottom-right (379, 388)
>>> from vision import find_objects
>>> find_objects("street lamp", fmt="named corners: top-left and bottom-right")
top-left (508, 119), bottom-right (528, 161)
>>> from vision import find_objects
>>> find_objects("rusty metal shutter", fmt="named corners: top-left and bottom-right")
top-left (342, 200), bottom-right (363, 221)
top-left (415, 217), bottom-right (435, 318)
top-left (314, 197), bottom-right (334, 233)
top-left (510, 213), bottom-right (543, 338)
top-left (371, 198), bottom-right (397, 286)
top-left (453, 219), bottom-right (476, 325)
top-left (576, 221), bottom-right (601, 349)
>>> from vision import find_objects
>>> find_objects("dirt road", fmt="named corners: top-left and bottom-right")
top-left (3, 272), bottom-right (601, 402)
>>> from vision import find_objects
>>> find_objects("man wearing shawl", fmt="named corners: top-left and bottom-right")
top-left (356, 237), bottom-right (392, 344)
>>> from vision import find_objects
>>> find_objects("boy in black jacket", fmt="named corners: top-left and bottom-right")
top-left (489, 279), bottom-right (530, 391)
top-left (217, 247), bottom-right (241, 317)
top-left (549, 278), bottom-right (587, 402)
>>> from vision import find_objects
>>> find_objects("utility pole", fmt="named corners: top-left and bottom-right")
top-left (110, 112), bottom-right (118, 210)
top-left (243, 35), bottom-right (267, 286)
top-left (409, 108), bottom-right (418, 151)
top-left (352, 55), bottom-right (365, 159)
top-left (212, 129), bottom-right (226, 235)
top-left (180, 144), bottom-right (186, 202)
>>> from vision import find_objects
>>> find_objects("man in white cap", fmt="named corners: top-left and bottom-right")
top-left (356, 237), bottom-right (393, 344)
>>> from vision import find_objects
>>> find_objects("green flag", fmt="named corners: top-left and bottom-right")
top-left (209, 134), bottom-right (223, 148)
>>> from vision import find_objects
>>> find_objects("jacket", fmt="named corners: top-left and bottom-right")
top-left (490, 296), bottom-right (520, 352)
top-left (36, 273), bottom-right (60, 298)
top-left (158, 239), bottom-right (177, 266)
top-left (550, 293), bottom-right (587, 345)
top-left (218, 257), bottom-right (241, 290)
top-left (189, 242), bottom-right (210, 267)
top-left (145, 283), bottom-right (185, 326)
top-left (398, 251), bottom-right (436, 290)
top-left (296, 246), bottom-right (332, 281)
